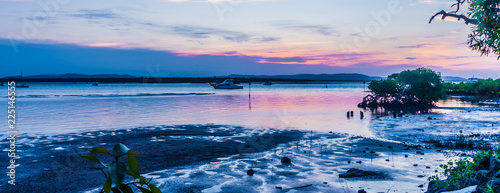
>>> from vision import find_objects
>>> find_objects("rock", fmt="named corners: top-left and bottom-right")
top-left (404, 154), bottom-right (408, 158)
top-left (413, 164), bottom-right (418, 167)
top-left (466, 179), bottom-right (479, 186)
top-left (488, 180), bottom-right (500, 192)
top-left (418, 184), bottom-right (424, 188)
top-left (474, 170), bottom-right (489, 185)
top-left (490, 158), bottom-right (500, 176)
top-left (247, 169), bottom-right (254, 176)
top-left (339, 168), bottom-right (381, 178)
top-left (417, 175), bottom-right (425, 178)
top-left (426, 166), bottom-right (431, 169)
top-left (428, 117), bottom-right (432, 120)
top-left (281, 157), bottom-right (292, 165)
top-left (385, 159), bottom-right (390, 162)
top-left (323, 182), bottom-right (327, 184)
top-left (416, 151), bottom-right (425, 155)
top-left (358, 189), bottom-right (367, 193)
top-left (441, 185), bottom-right (477, 193)
top-left (275, 186), bottom-right (282, 189)
top-left (427, 181), bottom-right (438, 193)
top-left (356, 161), bottom-right (362, 164)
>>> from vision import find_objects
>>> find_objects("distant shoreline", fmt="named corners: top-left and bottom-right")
top-left (0, 77), bottom-right (371, 84)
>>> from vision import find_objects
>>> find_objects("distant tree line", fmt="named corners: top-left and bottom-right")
top-left (0, 77), bottom-right (310, 84)
top-left (444, 78), bottom-right (500, 98)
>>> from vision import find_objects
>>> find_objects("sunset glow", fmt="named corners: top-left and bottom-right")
top-left (1, 0), bottom-right (499, 78)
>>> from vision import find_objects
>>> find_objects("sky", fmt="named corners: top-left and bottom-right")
top-left (1, 0), bottom-right (500, 78)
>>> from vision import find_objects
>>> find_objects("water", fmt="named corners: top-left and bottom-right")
top-left (0, 82), bottom-right (372, 136)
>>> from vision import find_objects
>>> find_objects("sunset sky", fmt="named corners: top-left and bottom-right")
top-left (1, 0), bottom-right (500, 78)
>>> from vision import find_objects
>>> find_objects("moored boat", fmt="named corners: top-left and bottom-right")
top-left (212, 79), bottom-right (243, 89)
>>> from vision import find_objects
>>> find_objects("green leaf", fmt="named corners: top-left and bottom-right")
top-left (126, 171), bottom-right (140, 179)
top-left (139, 176), bottom-right (148, 184)
top-left (148, 184), bottom-right (162, 193)
top-left (119, 184), bottom-right (134, 193)
top-left (84, 155), bottom-right (105, 166)
top-left (127, 154), bottom-right (140, 174)
top-left (90, 147), bottom-right (112, 155)
top-left (126, 150), bottom-right (141, 156)
top-left (112, 143), bottom-right (131, 158)
top-left (111, 187), bottom-right (122, 193)
top-left (108, 162), bottom-right (127, 187)
top-left (104, 178), bottom-right (112, 193)
top-left (137, 187), bottom-right (153, 193)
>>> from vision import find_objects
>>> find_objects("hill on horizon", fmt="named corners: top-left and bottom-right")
top-left (229, 73), bottom-right (382, 81)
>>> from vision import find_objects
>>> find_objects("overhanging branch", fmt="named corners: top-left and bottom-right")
top-left (429, 10), bottom-right (476, 25)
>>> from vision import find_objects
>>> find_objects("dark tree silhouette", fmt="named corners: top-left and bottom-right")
top-left (430, 0), bottom-right (500, 59)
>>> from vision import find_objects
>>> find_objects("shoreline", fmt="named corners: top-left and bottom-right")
top-left (0, 125), bottom-right (304, 193)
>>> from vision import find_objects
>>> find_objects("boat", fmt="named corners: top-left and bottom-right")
top-left (17, 72), bottom-right (29, 88)
top-left (17, 83), bottom-right (29, 88)
top-left (92, 82), bottom-right (99, 86)
top-left (212, 79), bottom-right (243, 89)
top-left (263, 81), bottom-right (272, 85)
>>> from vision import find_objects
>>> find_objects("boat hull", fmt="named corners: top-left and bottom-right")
top-left (213, 86), bottom-right (243, 89)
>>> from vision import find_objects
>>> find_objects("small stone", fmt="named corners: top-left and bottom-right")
top-left (427, 117), bottom-right (432, 120)
top-left (416, 151), bottom-right (424, 155)
top-left (418, 184), bottom-right (424, 188)
top-left (275, 186), bottom-right (282, 189)
top-left (347, 160), bottom-right (351, 164)
top-left (413, 164), bottom-right (418, 167)
top-left (426, 166), bottom-right (431, 169)
top-left (385, 159), bottom-right (390, 162)
top-left (281, 157), bottom-right (292, 165)
top-left (417, 175), bottom-right (425, 178)
top-left (323, 182), bottom-right (328, 184)
top-left (356, 161), bottom-right (362, 164)
top-left (358, 189), bottom-right (367, 193)
top-left (247, 169), bottom-right (254, 176)
top-left (404, 154), bottom-right (409, 158)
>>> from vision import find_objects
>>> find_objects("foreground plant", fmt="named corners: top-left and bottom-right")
top-left (429, 150), bottom-right (500, 192)
top-left (84, 143), bottom-right (162, 193)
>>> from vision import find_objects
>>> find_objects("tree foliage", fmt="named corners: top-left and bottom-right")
top-left (430, 0), bottom-right (500, 59)
top-left (445, 78), bottom-right (500, 97)
top-left (84, 143), bottom-right (162, 193)
top-left (359, 68), bottom-right (444, 111)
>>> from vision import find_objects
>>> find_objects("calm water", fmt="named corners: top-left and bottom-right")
top-left (1, 82), bottom-right (374, 136)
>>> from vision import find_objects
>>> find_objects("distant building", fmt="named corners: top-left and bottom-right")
top-left (466, 77), bottom-right (480, 83)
